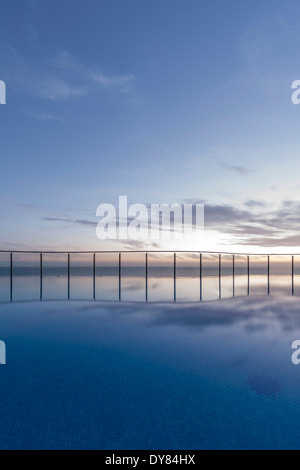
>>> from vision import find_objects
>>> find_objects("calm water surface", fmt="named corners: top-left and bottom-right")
top-left (0, 296), bottom-right (300, 449)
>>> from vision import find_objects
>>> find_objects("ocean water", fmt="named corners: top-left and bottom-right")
top-left (0, 296), bottom-right (300, 449)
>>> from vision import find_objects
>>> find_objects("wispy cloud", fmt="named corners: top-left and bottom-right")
top-left (204, 199), bottom-right (300, 247)
top-left (196, 145), bottom-right (256, 177)
top-left (37, 197), bottom-right (300, 250)
top-left (0, 40), bottom-right (136, 103)
top-left (49, 49), bottom-right (136, 95)
top-left (26, 111), bottom-right (65, 123)
top-left (37, 79), bottom-right (87, 101)
top-left (232, 13), bottom-right (298, 95)
top-left (42, 216), bottom-right (96, 226)
top-left (244, 200), bottom-right (267, 208)
top-left (24, 0), bottom-right (38, 42)
top-left (89, 71), bottom-right (135, 89)
top-left (220, 163), bottom-right (254, 176)
top-left (47, 50), bottom-right (76, 69)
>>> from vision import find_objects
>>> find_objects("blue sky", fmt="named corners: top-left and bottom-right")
top-left (1, 0), bottom-right (300, 252)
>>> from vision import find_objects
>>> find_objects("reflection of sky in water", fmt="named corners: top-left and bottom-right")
top-left (1, 252), bottom-right (300, 303)
top-left (0, 296), bottom-right (300, 449)
top-left (0, 273), bottom-right (298, 303)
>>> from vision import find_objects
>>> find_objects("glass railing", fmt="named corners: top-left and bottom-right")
top-left (0, 251), bottom-right (298, 303)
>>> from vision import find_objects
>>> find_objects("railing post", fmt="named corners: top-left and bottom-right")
top-left (292, 255), bottom-right (295, 296)
top-left (233, 254), bottom-right (235, 298)
top-left (219, 254), bottom-right (221, 300)
top-left (200, 253), bottom-right (202, 302)
top-left (267, 255), bottom-right (270, 295)
top-left (5, 249), bottom-right (300, 303)
top-left (119, 253), bottom-right (122, 301)
top-left (145, 252), bottom-right (148, 302)
top-left (247, 255), bottom-right (250, 296)
top-left (174, 253), bottom-right (176, 302)
top-left (93, 253), bottom-right (96, 300)
top-left (67, 253), bottom-right (70, 300)
top-left (10, 252), bottom-right (13, 302)
top-left (40, 253), bottom-right (43, 301)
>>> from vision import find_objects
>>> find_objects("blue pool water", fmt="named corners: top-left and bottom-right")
top-left (0, 296), bottom-right (300, 449)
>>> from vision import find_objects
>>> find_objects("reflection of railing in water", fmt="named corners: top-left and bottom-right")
top-left (1, 250), bottom-right (298, 302)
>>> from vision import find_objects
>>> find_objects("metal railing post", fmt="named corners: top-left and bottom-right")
top-left (119, 253), bottom-right (122, 301)
top-left (200, 253), bottom-right (202, 302)
top-left (145, 252), bottom-right (148, 302)
top-left (67, 253), bottom-right (70, 300)
top-left (40, 253), bottom-right (43, 301)
top-left (93, 253), bottom-right (96, 300)
top-left (2, 249), bottom-right (300, 304)
top-left (292, 255), bottom-right (295, 296)
top-left (233, 254), bottom-right (235, 298)
top-left (219, 254), bottom-right (221, 300)
top-left (10, 252), bottom-right (13, 302)
top-left (174, 253), bottom-right (176, 302)
top-left (247, 255), bottom-right (250, 296)
top-left (267, 255), bottom-right (270, 295)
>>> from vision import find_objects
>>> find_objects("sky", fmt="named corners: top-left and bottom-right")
top-left (1, 0), bottom-right (300, 253)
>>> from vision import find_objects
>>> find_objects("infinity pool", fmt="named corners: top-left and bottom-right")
top-left (0, 296), bottom-right (300, 449)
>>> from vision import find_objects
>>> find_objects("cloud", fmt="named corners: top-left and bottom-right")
top-left (37, 79), bottom-right (87, 101)
top-left (89, 71), bottom-right (135, 89)
top-left (232, 12), bottom-right (299, 95)
top-left (244, 200), bottom-right (267, 208)
top-left (26, 111), bottom-right (64, 123)
top-left (24, 0), bottom-right (38, 42)
top-left (205, 204), bottom-right (251, 225)
top-left (220, 163), bottom-right (254, 176)
top-left (49, 49), bottom-right (136, 94)
top-left (14, 203), bottom-right (41, 211)
top-left (0, 41), bottom-right (136, 103)
top-left (40, 196), bottom-right (300, 249)
top-left (203, 199), bottom-right (300, 247)
top-left (78, 296), bottom-right (300, 333)
top-left (237, 233), bottom-right (300, 247)
top-left (201, 146), bottom-right (255, 177)
top-left (42, 216), bottom-right (96, 226)
top-left (48, 50), bottom-right (76, 69)
top-left (121, 240), bottom-right (161, 251)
